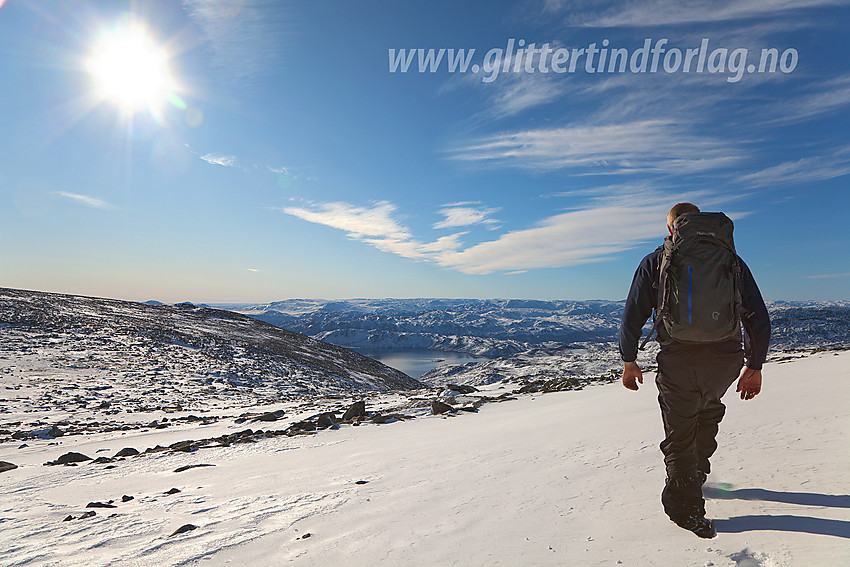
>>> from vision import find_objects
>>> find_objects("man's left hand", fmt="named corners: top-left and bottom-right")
top-left (736, 367), bottom-right (762, 400)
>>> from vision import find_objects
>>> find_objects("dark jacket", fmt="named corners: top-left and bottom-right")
top-left (618, 247), bottom-right (771, 370)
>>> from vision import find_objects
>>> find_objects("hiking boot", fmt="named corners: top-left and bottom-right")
top-left (671, 514), bottom-right (716, 539)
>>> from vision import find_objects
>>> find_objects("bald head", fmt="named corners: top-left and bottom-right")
top-left (667, 202), bottom-right (700, 230)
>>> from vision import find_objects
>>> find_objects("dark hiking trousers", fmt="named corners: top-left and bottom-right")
top-left (655, 341), bottom-right (744, 520)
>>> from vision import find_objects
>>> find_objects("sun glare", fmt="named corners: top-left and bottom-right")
top-left (87, 24), bottom-right (176, 117)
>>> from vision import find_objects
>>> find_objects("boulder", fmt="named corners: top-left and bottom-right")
top-left (0, 461), bottom-right (17, 473)
top-left (169, 524), bottom-right (197, 537)
top-left (316, 412), bottom-right (337, 428)
top-left (431, 400), bottom-right (454, 415)
top-left (253, 410), bottom-right (285, 422)
top-left (342, 400), bottom-right (366, 421)
top-left (86, 501), bottom-right (117, 509)
top-left (46, 452), bottom-right (91, 466)
top-left (115, 447), bottom-right (139, 458)
top-left (447, 384), bottom-right (478, 394)
top-left (174, 464), bottom-right (216, 473)
top-left (169, 440), bottom-right (195, 453)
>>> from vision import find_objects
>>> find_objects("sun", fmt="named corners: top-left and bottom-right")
top-left (87, 23), bottom-right (176, 117)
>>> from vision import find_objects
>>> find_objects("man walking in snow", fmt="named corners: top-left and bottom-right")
top-left (618, 202), bottom-right (771, 538)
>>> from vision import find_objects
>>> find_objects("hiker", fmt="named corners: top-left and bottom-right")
top-left (618, 202), bottom-right (771, 538)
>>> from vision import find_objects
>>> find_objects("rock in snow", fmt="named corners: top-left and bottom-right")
top-left (45, 452), bottom-right (91, 466)
top-left (170, 524), bottom-right (197, 537)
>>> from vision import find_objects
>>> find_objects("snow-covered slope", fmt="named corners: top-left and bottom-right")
top-left (2, 350), bottom-right (847, 566)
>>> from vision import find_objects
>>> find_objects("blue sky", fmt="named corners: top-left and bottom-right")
top-left (1, 0), bottom-right (848, 303)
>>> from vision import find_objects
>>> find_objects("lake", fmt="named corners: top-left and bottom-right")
top-left (352, 348), bottom-right (486, 378)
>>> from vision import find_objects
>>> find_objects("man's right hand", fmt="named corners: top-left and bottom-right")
top-left (622, 361), bottom-right (643, 391)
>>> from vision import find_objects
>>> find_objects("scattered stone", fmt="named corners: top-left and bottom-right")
top-left (316, 412), bottom-right (337, 428)
top-left (114, 447), bottom-right (139, 457)
top-left (64, 511), bottom-right (96, 521)
top-left (164, 488), bottom-right (181, 495)
top-left (86, 501), bottom-right (117, 509)
top-left (122, 495), bottom-right (134, 502)
top-left (0, 461), bottom-right (18, 473)
top-left (252, 410), bottom-right (285, 422)
top-left (342, 400), bottom-right (366, 421)
top-left (355, 480), bottom-right (369, 485)
top-left (431, 400), bottom-right (454, 415)
top-left (447, 384), bottom-right (478, 394)
top-left (169, 524), bottom-right (197, 537)
top-left (288, 421), bottom-right (317, 434)
top-left (169, 440), bottom-right (195, 453)
top-left (47, 425), bottom-right (64, 438)
top-left (92, 456), bottom-right (115, 464)
top-left (18, 444), bottom-right (28, 449)
top-left (372, 413), bottom-right (405, 424)
top-left (298, 532), bottom-right (311, 540)
top-left (174, 464), bottom-right (216, 473)
top-left (46, 452), bottom-right (91, 466)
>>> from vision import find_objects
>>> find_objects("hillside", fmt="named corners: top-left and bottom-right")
top-left (0, 288), bottom-right (422, 408)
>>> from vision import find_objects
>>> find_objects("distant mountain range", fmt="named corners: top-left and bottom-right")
top-left (231, 298), bottom-right (850, 356)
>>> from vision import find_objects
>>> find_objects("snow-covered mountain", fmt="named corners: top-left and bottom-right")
top-left (234, 298), bottom-right (850, 356)
top-left (234, 298), bottom-right (625, 356)
top-left (0, 288), bottom-right (422, 402)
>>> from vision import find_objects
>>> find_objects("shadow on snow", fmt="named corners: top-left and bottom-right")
top-left (706, 485), bottom-right (850, 539)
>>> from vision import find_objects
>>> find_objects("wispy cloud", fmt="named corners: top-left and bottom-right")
top-left (200, 153), bottom-right (239, 167)
top-left (546, 0), bottom-right (848, 27)
top-left (434, 204), bottom-right (501, 229)
top-left (488, 73), bottom-right (562, 118)
top-left (769, 74), bottom-right (850, 125)
top-left (283, 201), bottom-right (412, 240)
top-left (53, 191), bottom-right (114, 210)
top-left (183, 0), bottom-right (287, 81)
top-left (280, 191), bottom-right (725, 275)
top-left (450, 120), bottom-right (742, 175)
top-left (433, 193), bottom-right (677, 274)
top-left (738, 148), bottom-right (850, 187)
top-left (805, 272), bottom-right (850, 278)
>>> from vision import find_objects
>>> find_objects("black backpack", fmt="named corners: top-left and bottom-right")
top-left (640, 212), bottom-right (743, 348)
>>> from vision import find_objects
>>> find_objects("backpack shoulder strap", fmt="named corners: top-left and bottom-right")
top-left (638, 242), bottom-right (669, 351)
